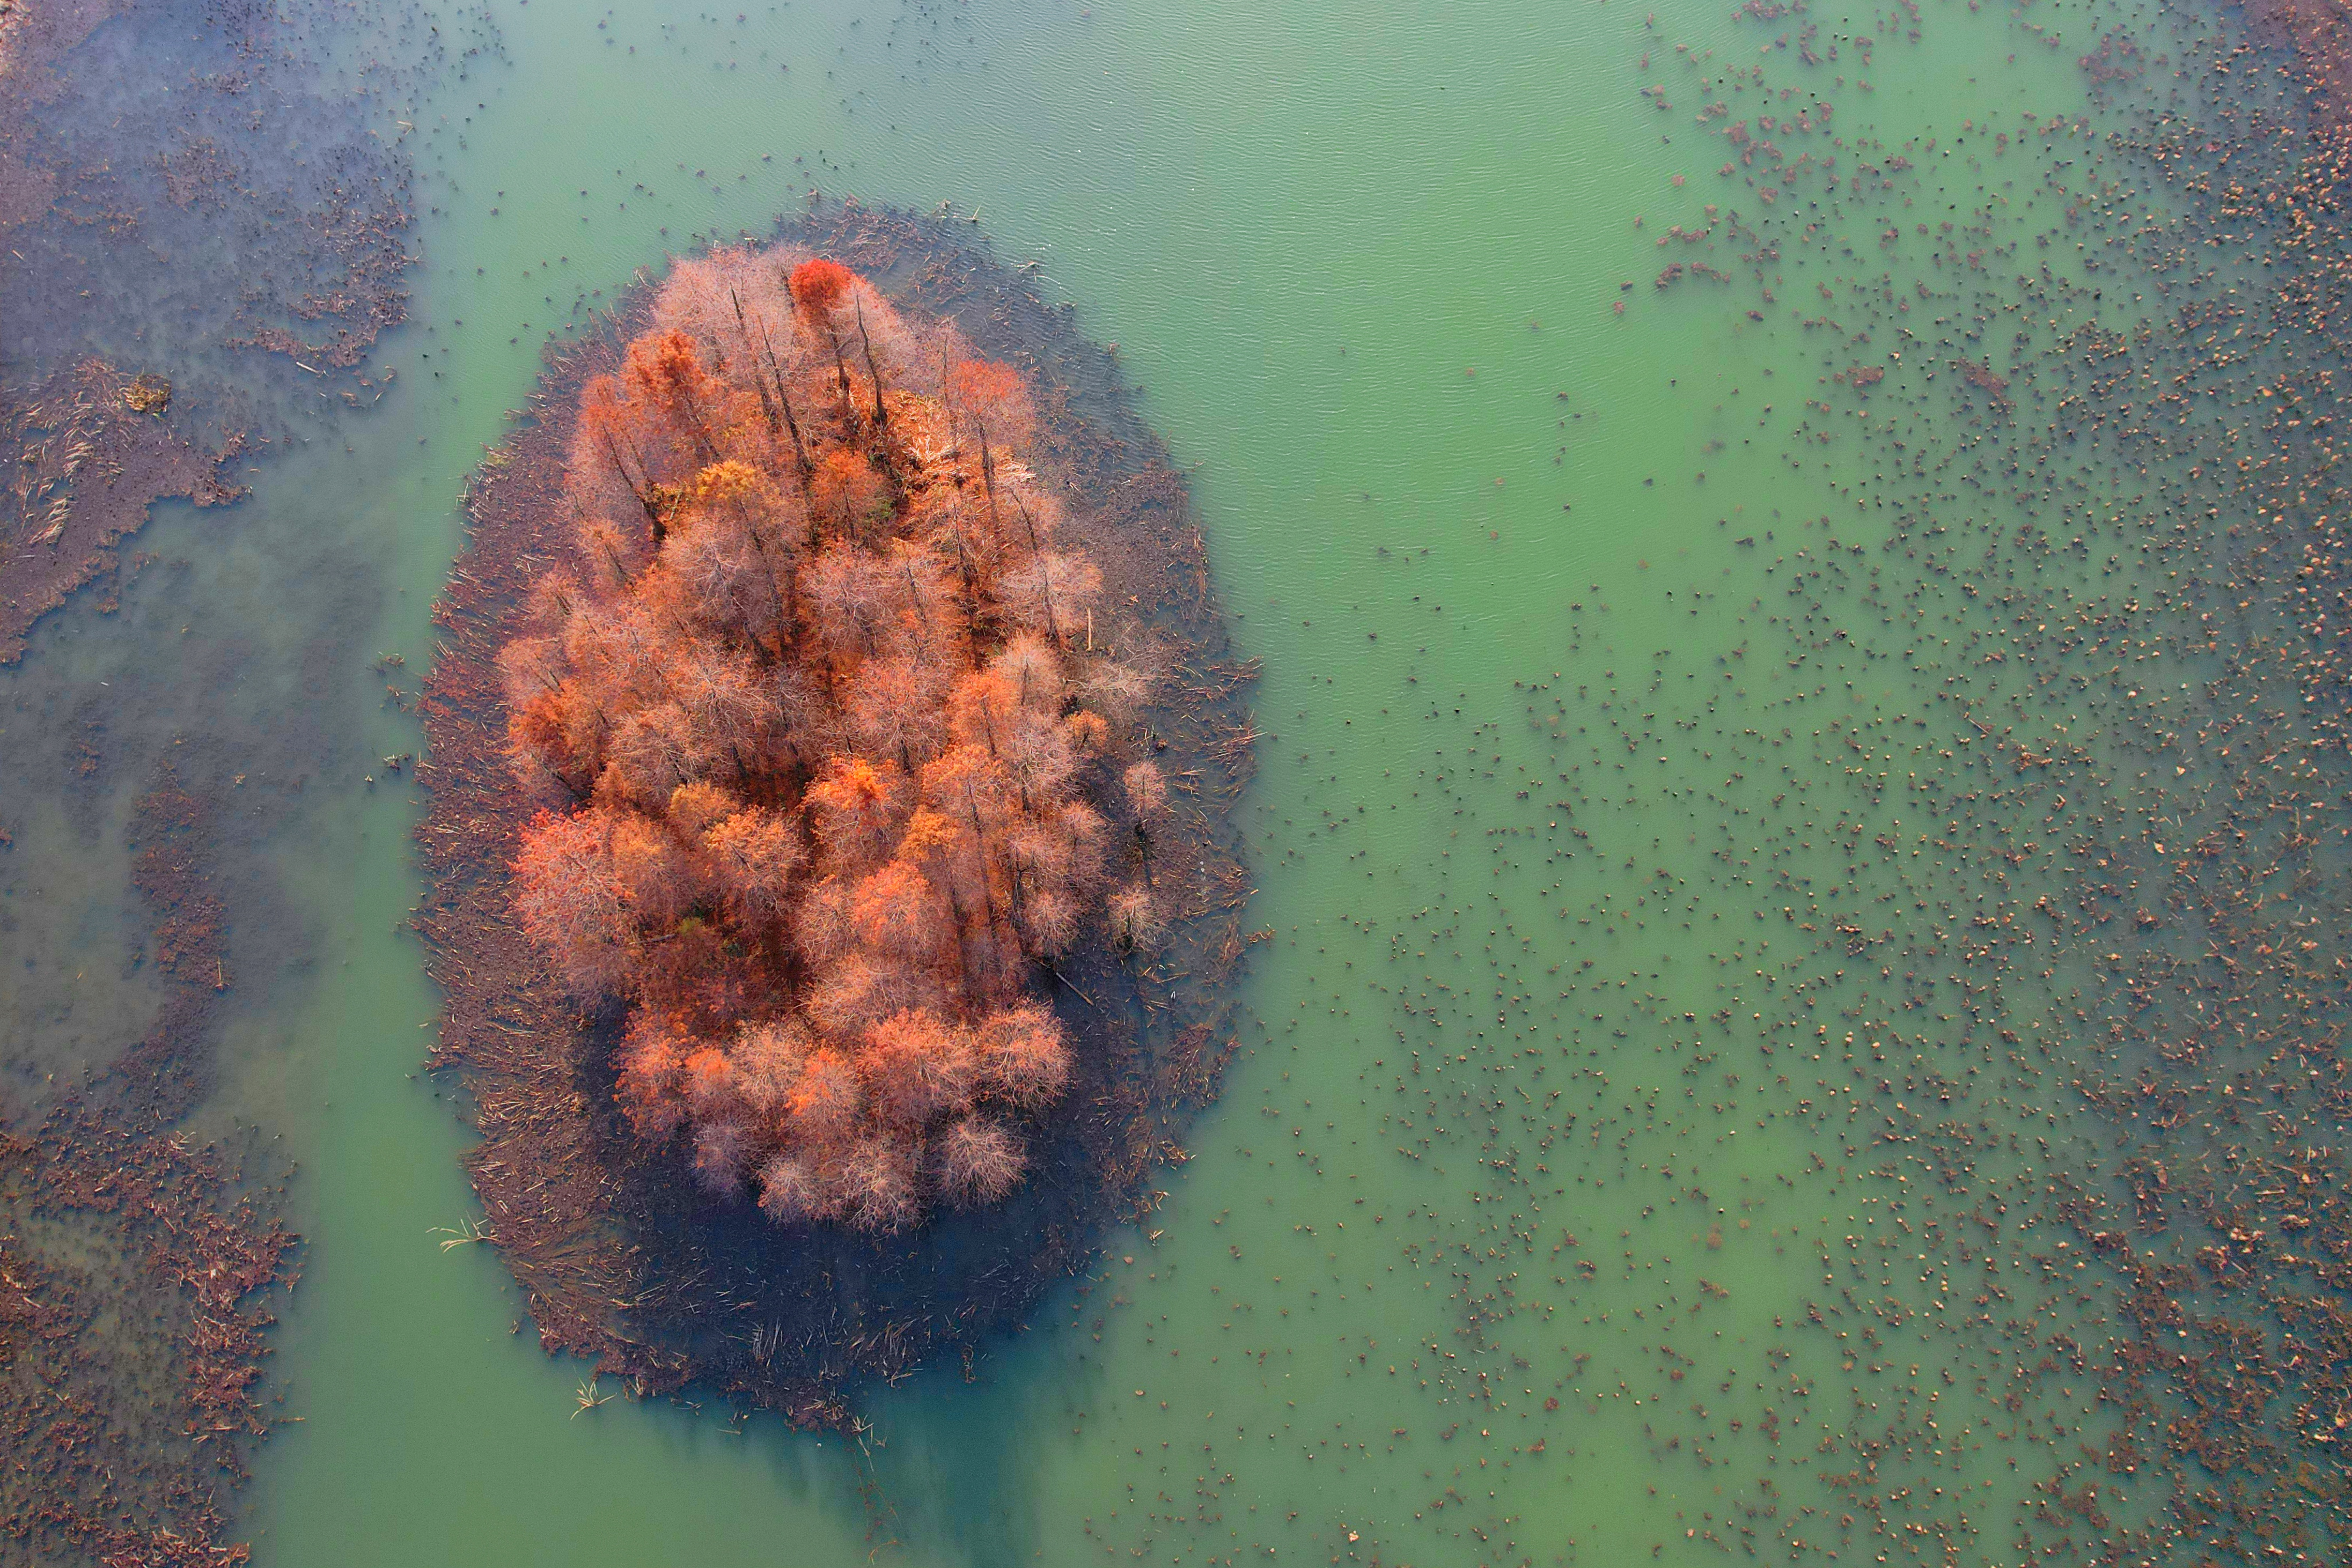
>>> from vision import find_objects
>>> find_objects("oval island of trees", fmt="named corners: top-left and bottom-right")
top-left (415, 205), bottom-right (1256, 1422)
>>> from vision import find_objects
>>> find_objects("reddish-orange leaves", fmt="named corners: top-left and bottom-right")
top-left (625, 329), bottom-right (723, 445)
top-left (702, 807), bottom-right (805, 922)
top-left (805, 755), bottom-right (913, 870)
top-left (511, 808), bottom-right (635, 996)
top-left (788, 256), bottom-right (855, 314)
top-left (812, 447), bottom-right (889, 534)
top-left (615, 1010), bottom-right (694, 1138)
top-left (850, 861), bottom-right (949, 963)
top-left (971, 1004), bottom-right (1071, 1109)
top-left (859, 1008), bottom-right (973, 1127)
top-left (944, 358), bottom-right (1028, 421)
top-left (787, 1046), bottom-right (864, 1138)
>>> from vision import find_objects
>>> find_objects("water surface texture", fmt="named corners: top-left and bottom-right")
top-left (7, 0), bottom-right (2346, 1563)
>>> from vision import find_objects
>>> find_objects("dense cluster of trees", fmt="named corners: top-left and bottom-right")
top-left (500, 248), bottom-right (1168, 1232)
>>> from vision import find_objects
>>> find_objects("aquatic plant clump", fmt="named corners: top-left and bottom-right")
top-left (498, 248), bottom-right (1169, 1233)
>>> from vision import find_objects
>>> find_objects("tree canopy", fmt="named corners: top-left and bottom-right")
top-left (502, 247), bottom-right (1167, 1233)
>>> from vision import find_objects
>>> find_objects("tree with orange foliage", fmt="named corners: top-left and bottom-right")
top-left (788, 257), bottom-right (860, 429)
top-left (812, 448), bottom-right (890, 540)
top-left (944, 358), bottom-right (1031, 556)
top-left (502, 246), bottom-right (1165, 1233)
top-left (576, 374), bottom-right (669, 540)
top-left (626, 329), bottom-right (727, 463)
top-left (510, 808), bottom-right (637, 996)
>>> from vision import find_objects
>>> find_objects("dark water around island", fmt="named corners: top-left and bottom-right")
top-left (5, 0), bottom-right (2347, 1562)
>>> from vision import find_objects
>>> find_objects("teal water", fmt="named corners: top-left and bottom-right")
top-left (8, 0), bottom-right (2330, 1562)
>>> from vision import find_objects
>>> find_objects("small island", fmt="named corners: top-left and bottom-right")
top-left (416, 207), bottom-right (1255, 1418)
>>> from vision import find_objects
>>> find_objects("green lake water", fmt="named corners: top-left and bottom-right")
top-left (6, 0), bottom-right (2319, 1561)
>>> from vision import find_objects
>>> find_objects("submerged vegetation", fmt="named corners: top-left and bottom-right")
top-left (499, 247), bottom-right (1168, 1232)
top-left (0, 0), bottom-right (438, 1559)
top-left (0, 0), bottom-right (423, 662)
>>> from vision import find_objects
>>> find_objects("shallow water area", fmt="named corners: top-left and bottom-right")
top-left (8, 0), bottom-right (2347, 1561)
